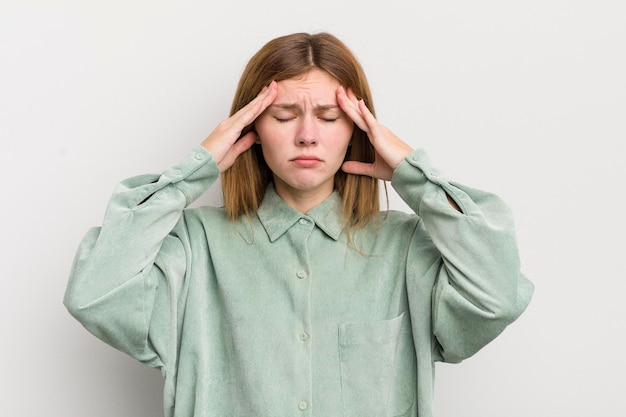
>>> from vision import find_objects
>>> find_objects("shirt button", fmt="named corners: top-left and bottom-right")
top-left (296, 270), bottom-right (306, 279)
top-left (194, 152), bottom-right (204, 160)
top-left (298, 218), bottom-right (310, 225)
top-left (300, 331), bottom-right (309, 341)
top-left (298, 400), bottom-right (308, 410)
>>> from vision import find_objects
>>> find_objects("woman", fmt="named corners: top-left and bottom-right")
top-left (65, 32), bottom-right (533, 417)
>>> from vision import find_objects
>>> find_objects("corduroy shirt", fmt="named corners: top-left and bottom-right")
top-left (64, 146), bottom-right (533, 417)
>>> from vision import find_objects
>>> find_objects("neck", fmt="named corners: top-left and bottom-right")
top-left (273, 183), bottom-right (334, 214)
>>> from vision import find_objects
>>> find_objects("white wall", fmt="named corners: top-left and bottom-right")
top-left (1, 1), bottom-right (624, 416)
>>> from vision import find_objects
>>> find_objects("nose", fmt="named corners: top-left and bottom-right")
top-left (296, 116), bottom-right (318, 146)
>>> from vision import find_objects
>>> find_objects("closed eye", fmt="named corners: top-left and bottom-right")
top-left (276, 116), bottom-right (337, 122)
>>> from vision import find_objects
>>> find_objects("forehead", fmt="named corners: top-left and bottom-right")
top-left (275, 68), bottom-right (340, 101)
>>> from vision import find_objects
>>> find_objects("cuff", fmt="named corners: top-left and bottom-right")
top-left (160, 146), bottom-right (220, 205)
top-left (391, 149), bottom-right (448, 213)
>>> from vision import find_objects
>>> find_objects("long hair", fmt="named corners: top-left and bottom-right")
top-left (222, 32), bottom-right (379, 228)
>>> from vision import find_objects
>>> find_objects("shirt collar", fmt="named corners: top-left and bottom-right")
top-left (257, 184), bottom-right (345, 242)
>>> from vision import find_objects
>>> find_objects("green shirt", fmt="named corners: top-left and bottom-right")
top-left (64, 146), bottom-right (533, 417)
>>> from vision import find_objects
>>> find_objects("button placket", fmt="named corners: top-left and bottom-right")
top-left (289, 216), bottom-right (313, 415)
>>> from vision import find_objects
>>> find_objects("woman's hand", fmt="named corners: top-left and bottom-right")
top-left (337, 86), bottom-right (413, 181)
top-left (201, 81), bottom-right (277, 172)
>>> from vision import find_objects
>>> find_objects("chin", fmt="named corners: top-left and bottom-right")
top-left (283, 178), bottom-right (331, 193)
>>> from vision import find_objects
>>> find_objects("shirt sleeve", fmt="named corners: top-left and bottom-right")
top-left (391, 149), bottom-right (534, 363)
top-left (63, 146), bottom-right (219, 368)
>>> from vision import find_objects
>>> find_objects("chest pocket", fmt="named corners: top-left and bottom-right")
top-left (338, 312), bottom-right (416, 417)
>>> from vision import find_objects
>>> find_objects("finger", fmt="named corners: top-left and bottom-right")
top-left (355, 98), bottom-right (389, 143)
top-left (217, 131), bottom-right (257, 172)
top-left (232, 130), bottom-right (257, 154)
top-left (249, 81), bottom-right (278, 119)
top-left (232, 81), bottom-right (277, 128)
top-left (345, 88), bottom-right (381, 138)
top-left (357, 98), bottom-right (378, 129)
top-left (341, 160), bottom-right (376, 177)
top-left (342, 87), bottom-right (362, 116)
top-left (337, 86), bottom-right (368, 132)
top-left (346, 87), bottom-right (360, 104)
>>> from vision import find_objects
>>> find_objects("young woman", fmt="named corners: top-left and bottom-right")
top-left (65, 32), bottom-right (533, 417)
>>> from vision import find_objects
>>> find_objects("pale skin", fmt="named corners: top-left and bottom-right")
top-left (201, 68), bottom-right (459, 213)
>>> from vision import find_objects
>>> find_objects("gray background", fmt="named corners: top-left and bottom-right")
top-left (1, 0), bottom-right (625, 416)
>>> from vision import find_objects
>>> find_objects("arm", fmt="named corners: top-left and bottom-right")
top-left (64, 148), bottom-right (219, 365)
top-left (337, 87), bottom-right (534, 362)
top-left (64, 82), bottom-right (278, 365)
top-left (392, 150), bottom-right (534, 362)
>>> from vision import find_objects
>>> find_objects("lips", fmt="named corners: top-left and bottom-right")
top-left (291, 155), bottom-right (322, 167)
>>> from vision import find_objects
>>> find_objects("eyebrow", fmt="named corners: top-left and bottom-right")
top-left (270, 103), bottom-right (340, 111)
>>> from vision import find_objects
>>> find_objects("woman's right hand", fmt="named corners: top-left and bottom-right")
top-left (201, 81), bottom-right (277, 172)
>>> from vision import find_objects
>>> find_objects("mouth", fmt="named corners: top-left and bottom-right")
top-left (291, 155), bottom-right (322, 167)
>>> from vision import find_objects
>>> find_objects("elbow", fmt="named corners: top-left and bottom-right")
top-left (474, 272), bottom-right (535, 344)
top-left (494, 270), bottom-right (535, 323)
top-left (63, 264), bottom-right (104, 326)
top-left (63, 287), bottom-right (92, 325)
top-left (486, 294), bottom-right (520, 326)
top-left (503, 272), bottom-right (535, 324)
top-left (479, 284), bottom-right (530, 329)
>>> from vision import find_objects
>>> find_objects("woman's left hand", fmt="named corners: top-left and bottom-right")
top-left (337, 86), bottom-right (413, 181)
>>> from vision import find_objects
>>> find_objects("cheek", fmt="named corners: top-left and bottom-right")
top-left (253, 117), bottom-right (270, 139)
top-left (255, 118), bottom-right (295, 143)
top-left (328, 121), bottom-right (354, 148)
